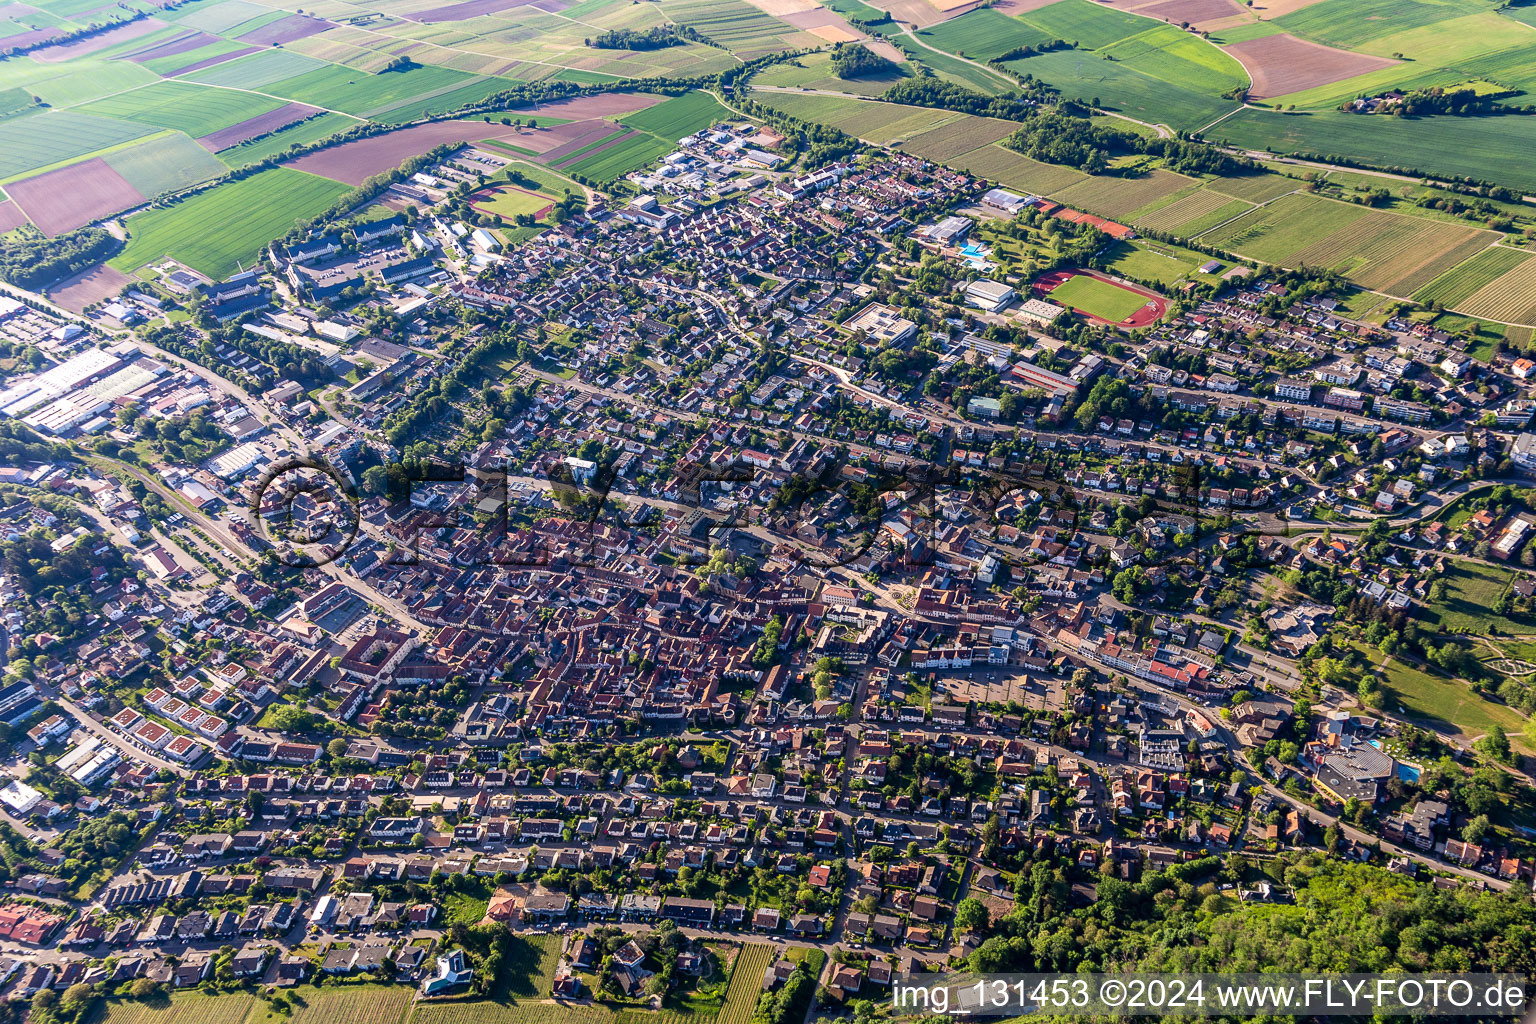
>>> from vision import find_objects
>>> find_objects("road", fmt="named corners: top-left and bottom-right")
top-left (46, 691), bottom-right (188, 775)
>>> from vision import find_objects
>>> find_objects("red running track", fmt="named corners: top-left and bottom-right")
top-left (1032, 268), bottom-right (1168, 328)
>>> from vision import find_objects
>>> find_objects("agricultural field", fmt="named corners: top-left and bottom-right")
top-left (139, 37), bottom-right (252, 76)
top-left (79, 80), bottom-right (286, 139)
top-left (217, 111), bottom-right (360, 166)
top-left (1284, 214), bottom-right (1499, 296)
top-left (916, 8), bottom-right (1056, 62)
top-left (1097, 23), bottom-right (1248, 97)
top-left (180, 48), bottom-right (328, 88)
top-left (261, 63), bottom-right (479, 116)
top-left (749, 90), bottom-right (958, 145)
top-left (110, 167), bottom-right (349, 279)
top-left (1133, 189), bottom-right (1254, 236)
top-left (900, 115), bottom-right (1018, 162)
top-left (750, 51), bottom-right (911, 97)
top-left (1452, 256), bottom-right (1536, 327)
top-left (1419, 245), bottom-right (1528, 313)
top-left (1002, 48), bottom-right (1241, 132)
top-left (1017, 0), bottom-right (1148, 51)
top-left (0, 56), bottom-right (160, 106)
top-left (716, 944), bottom-right (774, 1024)
top-left (1272, 0), bottom-right (1492, 51)
top-left (372, 77), bottom-right (516, 125)
top-left (1201, 192), bottom-right (1368, 262)
top-left (275, 985), bottom-right (415, 1024)
top-left (1208, 109), bottom-right (1536, 197)
top-left (1051, 168), bottom-right (1196, 221)
top-left (619, 91), bottom-right (734, 140)
top-left (1206, 172), bottom-right (1303, 204)
top-left (103, 133), bottom-right (230, 196)
top-left (563, 132), bottom-right (675, 183)
top-left (657, 0), bottom-right (820, 60)
top-left (0, 110), bottom-right (155, 180)
top-left (95, 994), bottom-right (261, 1024)
top-left (945, 142), bottom-right (1089, 195)
top-left (1201, 192), bottom-right (1505, 299)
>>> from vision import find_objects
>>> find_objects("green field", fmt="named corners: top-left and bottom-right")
top-left (716, 945), bottom-right (774, 1024)
top-left (1208, 108), bottom-right (1536, 195)
top-left (169, 0), bottom-right (274, 32)
top-left (620, 90), bottom-right (733, 140)
top-left (1098, 23), bottom-right (1247, 96)
top-left (1420, 560), bottom-right (1525, 634)
top-left (140, 38), bottom-right (249, 76)
top-left (11, 56), bottom-right (160, 106)
top-left (750, 51), bottom-right (910, 97)
top-left (217, 111), bottom-right (360, 167)
top-left (371, 76), bottom-right (511, 125)
top-left (103, 133), bottom-right (229, 196)
top-left (659, 0), bottom-right (810, 60)
top-left (751, 90), bottom-right (968, 148)
top-left (96, 993), bottom-right (261, 1024)
top-left (0, 109), bottom-right (155, 179)
top-left (917, 8), bottom-right (1056, 62)
top-left (1196, 191), bottom-right (1500, 298)
top-left (946, 141), bottom-right (1089, 194)
top-left (111, 167), bottom-right (349, 278)
top-left (1003, 48), bottom-right (1241, 132)
top-left (1102, 238), bottom-right (1227, 286)
top-left (181, 48), bottom-right (328, 89)
top-left (1019, 0), bottom-right (1146, 50)
top-left (901, 116), bottom-right (1017, 162)
top-left (263, 63), bottom-right (475, 116)
top-left (1273, 0), bottom-right (1488, 50)
top-left (0, 87), bottom-right (38, 118)
top-left (1203, 193), bottom-right (1370, 262)
top-left (1207, 172), bottom-right (1304, 204)
top-left (1049, 274), bottom-right (1151, 321)
top-left (80, 80), bottom-right (284, 138)
top-left (1452, 253), bottom-right (1536, 326)
top-left (473, 184), bottom-right (553, 219)
top-left (564, 131), bottom-right (675, 182)
top-left (98, 984), bottom-right (421, 1024)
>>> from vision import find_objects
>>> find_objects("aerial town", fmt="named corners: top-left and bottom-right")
top-left (1, 0), bottom-right (1536, 1019)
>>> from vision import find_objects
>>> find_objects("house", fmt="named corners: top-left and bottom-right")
top-left (661, 897), bottom-right (715, 929)
top-left (420, 950), bottom-right (473, 996)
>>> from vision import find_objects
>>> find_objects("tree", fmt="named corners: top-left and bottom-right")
top-left (327, 737), bottom-right (350, 759)
top-left (954, 897), bottom-right (990, 934)
top-left (1475, 725), bottom-right (1513, 764)
top-left (1463, 814), bottom-right (1492, 845)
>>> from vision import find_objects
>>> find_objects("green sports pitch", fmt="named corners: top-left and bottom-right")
top-left (1047, 274), bottom-right (1151, 322)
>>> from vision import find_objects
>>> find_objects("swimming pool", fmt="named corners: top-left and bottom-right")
top-left (1369, 739), bottom-right (1421, 782)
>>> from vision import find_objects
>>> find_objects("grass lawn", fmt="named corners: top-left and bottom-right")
top-left (1418, 559), bottom-right (1527, 634)
top-left (1049, 274), bottom-right (1150, 321)
top-left (1353, 643), bottom-right (1531, 753)
top-left (440, 880), bottom-right (493, 926)
top-left (472, 184), bottom-right (552, 220)
top-left (1101, 238), bottom-right (1221, 286)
